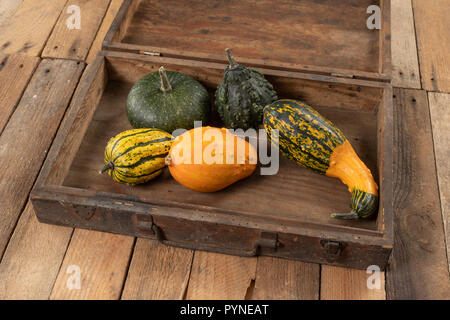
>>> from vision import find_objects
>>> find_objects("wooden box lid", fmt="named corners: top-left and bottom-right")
top-left (103, 0), bottom-right (391, 82)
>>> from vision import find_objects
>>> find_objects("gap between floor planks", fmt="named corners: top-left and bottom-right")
top-left (386, 88), bottom-right (450, 299)
top-left (428, 92), bottom-right (450, 275)
top-left (0, 59), bottom-right (84, 260)
top-left (0, 58), bottom-right (85, 299)
top-left (0, 60), bottom-right (110, 300)
top-left (413, 0), bottom-right (450, 93)
top-left (391, 0), bottom-right (421, 89)
top-left (42, 0), bottom-right (111, 61)
top-left (86, 0), bottom-right (124, 64)
top-left (0, 54), bottom-right (39, 135)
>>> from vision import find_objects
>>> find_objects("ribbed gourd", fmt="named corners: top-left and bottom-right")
top-left (264, 99), bottom-right (378, 220)
top-left (100, 128), bottom-right (173, 185)
top-left (127, 67), bottom-right (210, 134)
top-left (215, 49), bottom-right (278, 130)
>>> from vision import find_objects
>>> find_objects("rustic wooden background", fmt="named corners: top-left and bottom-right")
top-left (0, 0), bottom-right (449, 300)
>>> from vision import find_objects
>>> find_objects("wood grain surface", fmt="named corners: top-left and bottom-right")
top-left (0, 0), bottom-right (22, 28)
top-left (86, 0), bottom-right (124, 64)
top-left (0, 0), bottom-right (67, 56)
top-left (0, 54), bottom-right (39, 134)
top-left (50, 229), bottom-right (134, 300)
top-left (391, 0), bottom-right (421, 89)
top-left (121, 239), bottom-right (194, 300)
top-left (386, 89), bottom-right (450, 299)
top-left (0, 203), bottom-right (73, 299)
top-left (42, 0), bottom-right (111, 60)
top-left (413, 0), bottom-right (450, 92)
top-left (428, 92), bottom-right (450, 274)
top-left (120, 0), bottom-right (381, 74)
top-left (321, 266), bottom-right (386, 300)
top-left (0, 60), bottom-right (105, 300)
top-left (24, 57), bottom-right (137, 301)
top-left (251, 257), bottom-right (319, 300)
top-left (186, 252), bottom-right (257, 300)
top-left (0, 59), bottom-right (83, 259)
top-left (0, 0), bottom-right (449, 301)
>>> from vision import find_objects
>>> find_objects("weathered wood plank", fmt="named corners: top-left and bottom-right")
top-left (0, 0), bottom-right (67, 56)
top-left (0, 59), bottom-right (83, 258)
top-left (86, 0), bottom-right (124, 64)
top-left (386, 89), bottom-right (450, 299)
top-left (413, 0), bottom-right (450, 92)
top-left (0, 0), bottom-right (23, 28)
top-left (0, 54), bottom-right (39, 134)
top-left (428, 92), bottom-right (450, 274)
top-left (49, 229), bottom-right (134, 300)
top-left (0, 59), bottom-right (106, 300)
top-left (391, 0), bottom-right (421, 89)
top-left (42, 0), bottom-right (111, 61)
top-left (121, 239), bottom-right (193, 300)
top-left (250, 257), bottom-right (319, 300)
top-left (107, 0), bottom-right (384, 79)
top-left (186, 252), bottom-right (257, 300)
top-left (25, 58), bottom-right (132, 300)
top-left (321, 266), bottom-right (386, 300)
top-left (0, 204), bottom-right (73, 299)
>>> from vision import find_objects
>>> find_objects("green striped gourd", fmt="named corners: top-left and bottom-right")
top-left (263, 99), bottom-right (379, 220)
top-left (100, 128), bottom-right (173, 185)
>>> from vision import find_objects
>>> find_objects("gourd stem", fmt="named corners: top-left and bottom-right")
top-left (159, 66), bottom-right (172, 92)
top-left (330, 210), bottom-right (359, 220)
top-left (99, 162), bottom-right (114, 174)
top-left (225, 48), bottom-right (238, 69)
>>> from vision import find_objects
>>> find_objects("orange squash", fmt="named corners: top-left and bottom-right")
top-left (166, 127), bottom-right (257, 192)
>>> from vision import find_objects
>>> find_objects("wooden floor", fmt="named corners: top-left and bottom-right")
top-left (0, 0), bottom-right (449, 300)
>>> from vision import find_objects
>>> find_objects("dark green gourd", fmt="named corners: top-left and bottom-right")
top-left (215, 49), bottom-right (278, 130)
top-left (127, 67), bottom-right (210, 134)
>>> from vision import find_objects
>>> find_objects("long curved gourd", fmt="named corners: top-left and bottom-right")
top-left (263, 99), bottom-right (378, 220)
top-left (100, 128), bottom-right (173, 185)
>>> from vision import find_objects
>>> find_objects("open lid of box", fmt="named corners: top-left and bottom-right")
top-left (103, 0), bottom-right (391, 82)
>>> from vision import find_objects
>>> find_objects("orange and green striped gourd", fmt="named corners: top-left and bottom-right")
top-left (263, 99), bottom-right (378, 220)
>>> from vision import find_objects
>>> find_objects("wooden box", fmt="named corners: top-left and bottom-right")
top-left (31, 0), bottom-right (393, 269)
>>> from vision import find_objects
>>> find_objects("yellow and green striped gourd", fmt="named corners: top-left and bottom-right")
top-left (100, 128), bottom-right (173, 185)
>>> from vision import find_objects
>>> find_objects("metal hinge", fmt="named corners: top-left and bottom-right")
top-left (331, 72), bottom-right (354, 79)
top-left (140, 51), bottom-right (161, 56)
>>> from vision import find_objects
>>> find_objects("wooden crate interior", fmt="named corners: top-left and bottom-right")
top-left (54, 55), bottom-right (385, 234)
top-left (114, 0), bottom-right (382, 74)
